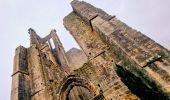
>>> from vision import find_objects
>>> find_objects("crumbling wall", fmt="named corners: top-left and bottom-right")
top-left (64, 0), bottom-right (170, 99)
top-left (64, 7), bottom-right (139, 99)
top-left (11, 46), bottom-right (30, 100)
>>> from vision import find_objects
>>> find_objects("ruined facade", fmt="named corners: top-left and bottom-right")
top-left (11, 0), bottom-right (170, 100)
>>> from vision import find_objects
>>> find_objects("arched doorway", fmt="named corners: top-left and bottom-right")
top-left (58, 75), bottom-right (100, 100)
top-left (68, 86), bottom-right (93, 100)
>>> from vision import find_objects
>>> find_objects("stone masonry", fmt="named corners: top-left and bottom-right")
top-left (11, 0), bottom-right (170, 100)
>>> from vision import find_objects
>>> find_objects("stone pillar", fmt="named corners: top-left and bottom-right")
top-left (63, 1), bottom-right (139, 99)
top-left (27, 45), bottom-right (48, 100)
top-left (50, 30), bottom-right (70, 74)
top-left (11, 46), bottom-right (30, 100)
top-left (28, 28), bottom-right (43, 45)
top-left (91, 14), bottom-right (170, 98)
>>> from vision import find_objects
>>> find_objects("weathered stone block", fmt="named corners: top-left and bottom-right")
top-left (91, 16), bottom-right (115, 36)
top-left (71, 0), bottom-right (112, 25)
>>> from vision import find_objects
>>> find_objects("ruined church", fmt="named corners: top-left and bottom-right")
top-left (11, 0), bottom-right (170, 100)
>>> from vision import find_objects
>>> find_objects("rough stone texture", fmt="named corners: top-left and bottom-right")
top-left (64, 11), bottom-right (138, 100)
top-left (71, 0), bottom-right (112, 25)
top-left (11, 46), bottom-right (30, 100)
top-left (11, 0), bottom-right (170, 100)
top-left (91, 15), bottom-right (170, 99)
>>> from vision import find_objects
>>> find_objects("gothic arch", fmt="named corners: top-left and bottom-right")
top-left (58, 75), bottom-right (99, 100)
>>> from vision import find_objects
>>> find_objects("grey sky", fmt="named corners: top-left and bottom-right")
top-left (0, 0), bottom-right (170, 99)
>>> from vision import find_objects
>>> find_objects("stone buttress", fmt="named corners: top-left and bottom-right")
top-left (11, 0), bottom-right (170, 100)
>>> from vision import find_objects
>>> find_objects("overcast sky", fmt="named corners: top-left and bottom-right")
top-left (0, 0), bottom-right (170, 99)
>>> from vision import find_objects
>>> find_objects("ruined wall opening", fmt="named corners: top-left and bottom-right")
top-left (67, 86), bottom-right (93, 100)
top-left (49, 38), bottom-right (55, 49)
top-left (58, 75), bottom-right (100, 100)
top-left (115, 64), bottom-right (168, 100)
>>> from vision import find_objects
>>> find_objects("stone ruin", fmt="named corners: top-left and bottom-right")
top-left (11, 0), bottom-right (170, 100)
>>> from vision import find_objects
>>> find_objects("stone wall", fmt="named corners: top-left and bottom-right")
top-left (11, 46), bottom-right (30, 100)
top-left (91, 14), bottom-right (170, 99)
top-left (63, 2), bottom-right (139, 99)
top-left (64, 0), bottom-right (170, 99)
top-left (11, 0), bottom-right (170, 100)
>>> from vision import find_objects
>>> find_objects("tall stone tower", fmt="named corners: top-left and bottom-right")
top-left (11, 28), bottom-right (69, 100)
top-left (11, 0), bottom-right (170, 100)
